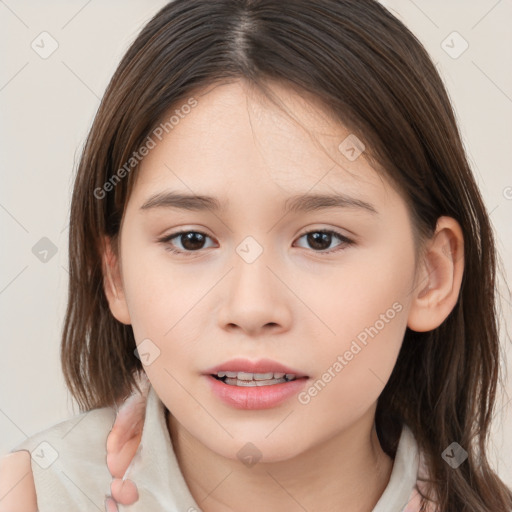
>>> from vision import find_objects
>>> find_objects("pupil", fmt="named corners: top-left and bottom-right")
top-left (182, 232), bottom-right (205, 250)
top-left (308, 232), bottom-right (331, 250)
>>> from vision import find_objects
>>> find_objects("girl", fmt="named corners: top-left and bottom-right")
top-left (2, 0), bottom-right (511, 511)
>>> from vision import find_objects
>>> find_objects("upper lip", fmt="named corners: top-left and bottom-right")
top-left (204, 358), bottom-right (308, 378)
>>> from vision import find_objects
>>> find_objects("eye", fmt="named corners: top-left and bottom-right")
top-left (294, 229), bottom-right (354, 254)
top-left (158, 228), bottom-right (354, 257)
top-left (158, 230), bottom-right (215, 256)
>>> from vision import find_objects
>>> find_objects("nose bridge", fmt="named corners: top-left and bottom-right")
top-left (217, 233), bottom-right (290, 333)
top-left (231, 233), bottom-right (276, 302)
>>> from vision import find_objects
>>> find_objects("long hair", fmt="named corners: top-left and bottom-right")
top-left (61, 1), bottom-right (512, 510)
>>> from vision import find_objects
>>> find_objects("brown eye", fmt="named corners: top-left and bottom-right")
top-left (175, 232), bottom-right (207, 251)
top-left (159, 230), bottom-right (215, 256)
top-left (294, 230), bottom-right (353, 254)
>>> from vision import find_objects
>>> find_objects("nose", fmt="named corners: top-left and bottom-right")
top-left (217, 245), bottom-right (292, 337)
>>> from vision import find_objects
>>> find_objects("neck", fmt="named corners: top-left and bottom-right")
top-left (167, 405), bottom-right (394, 512)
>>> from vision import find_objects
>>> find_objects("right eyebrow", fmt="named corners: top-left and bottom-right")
top-left (139, 191), bottom-right (223, 212)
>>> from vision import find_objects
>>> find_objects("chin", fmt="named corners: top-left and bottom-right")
top-left (207, 434), bottom-right (310, 465)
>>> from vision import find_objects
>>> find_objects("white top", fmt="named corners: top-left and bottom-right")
top-left (10, 386), bottom-right (420, 511)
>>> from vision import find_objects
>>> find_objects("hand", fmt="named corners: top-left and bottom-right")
top-left (104, 373), bottom-right (149, 511)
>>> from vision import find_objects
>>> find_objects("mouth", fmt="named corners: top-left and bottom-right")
top-left (211, 371), bottom-right (300, 387)
top-left (204, 359), bottom-right (309, 409)
top-left (205, 358), bottom-right (309, 387)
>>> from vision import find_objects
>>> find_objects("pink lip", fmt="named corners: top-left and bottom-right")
top-left (205, 375), bottom-right (309, 410)
top-left (203, 358), bottom-right (309, 410)
top-left (203, 358), bottom-right (308, 378)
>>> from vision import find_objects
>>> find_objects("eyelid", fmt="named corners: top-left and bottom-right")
top-left (157, 227), bottom-right (355, 257)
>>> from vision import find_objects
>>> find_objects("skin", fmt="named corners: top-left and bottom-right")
top-left (104, 372), bottom-right (149, 509)
top-left (102, 79), bottom-right (464, 511)
top-left (0, 78), bottom-right (464, 512)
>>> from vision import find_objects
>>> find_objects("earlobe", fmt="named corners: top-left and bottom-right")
top-left (407, 217), bottom-right (464, 332)
top-left (101, 236), bottom-right (132, 325)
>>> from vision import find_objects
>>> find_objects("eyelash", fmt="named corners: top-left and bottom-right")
top-left (157, 229), bottom-right (354, 257)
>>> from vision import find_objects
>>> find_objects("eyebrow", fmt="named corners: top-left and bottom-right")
top-left (139, 191), bottom-right (378, 215)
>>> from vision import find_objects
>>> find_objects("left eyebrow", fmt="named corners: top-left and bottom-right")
top-left (284, 192), bottom-right (378, 215)
top-left (139, 190), bottom-right (378, 215)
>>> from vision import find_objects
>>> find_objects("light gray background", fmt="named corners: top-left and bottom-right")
top-left (1, 0), bottom-right (511, 487)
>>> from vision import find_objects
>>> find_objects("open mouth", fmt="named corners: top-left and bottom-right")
top-left (211, 371), bottom-right (299, 387)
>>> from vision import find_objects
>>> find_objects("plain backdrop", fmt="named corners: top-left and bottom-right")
top-left (1, 0), bottom-right (511, 488)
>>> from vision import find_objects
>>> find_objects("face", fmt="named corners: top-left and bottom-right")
top-left (107, 79), bottom-right (419, 462)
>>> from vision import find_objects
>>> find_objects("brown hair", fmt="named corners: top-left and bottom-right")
top-left (61, 1), bottom-right (512, 510)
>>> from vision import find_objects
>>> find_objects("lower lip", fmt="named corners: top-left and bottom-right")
top-left (205, 375), bottom-right (309, 410)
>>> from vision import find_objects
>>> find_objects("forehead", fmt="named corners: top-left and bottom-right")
top-left (129, 79), bottom-right (391, 208)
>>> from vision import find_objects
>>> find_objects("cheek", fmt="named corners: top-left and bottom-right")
top-left (121, 245), bottom-right (190, 330)
top-left (121, 251), bottom-right (202, 409)
top-left (121, 247), bottom-right (209, 369)
top-left (303, 234), bottom-right (415, 400)
top-left (296, 283), bottom-right (410, 439)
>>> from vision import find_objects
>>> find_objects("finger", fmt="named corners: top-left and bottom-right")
top-left (104, 496), bottom-right (119, 512)
top-left (110, 478), bottom-right (139, 505)
top-left (107, 433), bottom-right (143, 478)
top-left (107, 395), bottom-right (146, 454)
top-left (106, 388), bottom-right (148, 478)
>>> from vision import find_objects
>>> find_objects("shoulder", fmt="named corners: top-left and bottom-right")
top-left (0, 451), bottom-right (37, 512)
top-left (5, 404), bottom-right (116, 511)
top-left (9, 403), bottom-right (116, 459)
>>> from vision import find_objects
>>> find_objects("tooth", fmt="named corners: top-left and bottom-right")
top-left (255, 379), bottom-right (285, 386)
top-left (218, 371), bottom-right (296, 381)
top-left (234, 378), bottom-right (287, 386)
top-left (253, 372), bottom-right (274, 380)
top-left (235, 380), bottom-right (258, 386)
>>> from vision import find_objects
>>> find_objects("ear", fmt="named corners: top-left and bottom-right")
top-left (407, 216), bottom-right (464, 332)
top-left (101, 235), bottom-right (131, 325)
